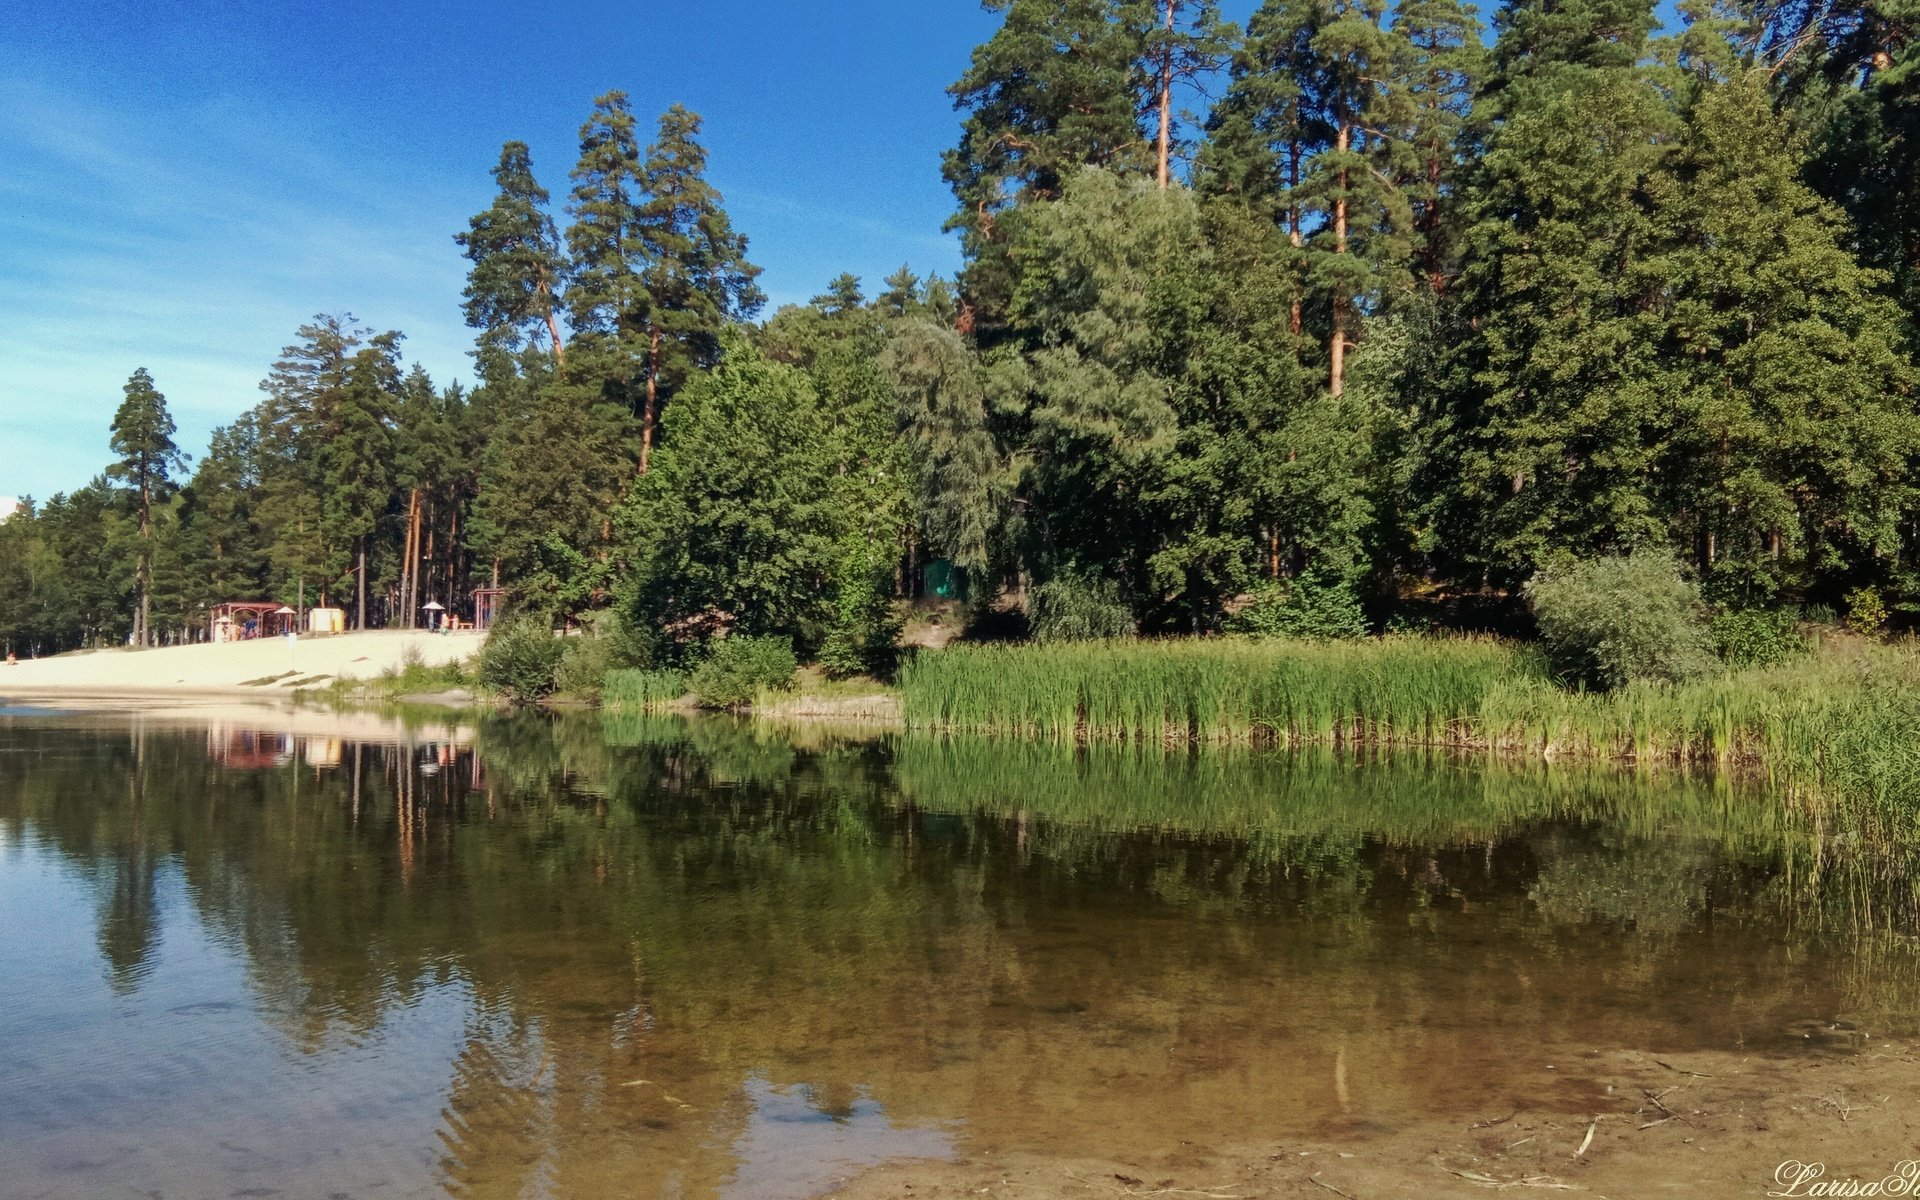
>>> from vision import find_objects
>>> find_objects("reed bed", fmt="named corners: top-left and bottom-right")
top-left (899, 636), bottom-right (1539, 744)
top-left (602, 667), bottom-right (691, 713)
top-left (898, 635), bottom-right (1920, 792)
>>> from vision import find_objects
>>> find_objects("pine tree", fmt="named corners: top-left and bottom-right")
top-left (945, 0), bottom-right (1149, 330)
top-left (1657, 69), bottom-right (1920, 596)
top-left (630, 104), bottom-right (765, 474)
top-left (877, 265), bottom-right (924, 318)
top-left (1384, 0), bottom-right (1485, 293)
top-left (1300, 0), bottom-right (1412, 395)
top-left (1124, 0), bottom-right (1234, 187)
top-left (1207, 0), bottom-right (1413, 395)
top-left (256, 314), bottom-right (383, 611)
top-left (393, 365), bottom-right (459, 626)
top-left (1424, 0), bottom-right (1676, 578)
top-left (564, 89), bottom-right (650, 420)
top-left (322, 339), bottom-right (401, 629)
top-left (457, 141), bottom-right (569, 381)
top-left (812, 273), bottom-right (865, 315)
top-left (1202, 0), bottom-right (1327, 349)
top-left (107, 368), bottom-right (186, 647)
top-left (175, 420), bottom-right (265, 623)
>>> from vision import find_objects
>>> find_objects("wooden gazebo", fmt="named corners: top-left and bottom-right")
top-left (209, 602), bottom-right (295, 643)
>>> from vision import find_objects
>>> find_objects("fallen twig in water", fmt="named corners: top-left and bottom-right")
top-left (1307, 1177), bottom-right (1357, 1199)
top-left (1446, 1169), bottom-right (1583, 1191)
top-left (1471, 1111), bottom-right (1517, 1130)
top-left (1572, 1119), bottom-right (1597, 1159)
top-left (1651, 1058), bottom-right (1714, 1078)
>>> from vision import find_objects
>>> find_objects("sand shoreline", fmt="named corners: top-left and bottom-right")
top-left (0, 630), bottom-right (483, 699)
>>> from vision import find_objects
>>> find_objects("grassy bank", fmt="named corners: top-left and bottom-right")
top-left (898, 635), bottom-right (1920, 795)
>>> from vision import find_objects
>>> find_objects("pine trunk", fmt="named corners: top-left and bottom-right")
top-left (1156, 0), bottom-right (1175, 189)
top-left (356, 537), bottom-right (368, 631)
top-left (1288, 142), bottom-right (1304, 345)
top-left (1330, 123), bottom-right (1350, 399)
top-left (1425, 148), bottom-right (1444, 294)
top-left (641, 325), bottom-right (662, 475)
top-left (405, 489), bottom-right (423, 628)
top-left (137, 478), bottom-right (151, 648)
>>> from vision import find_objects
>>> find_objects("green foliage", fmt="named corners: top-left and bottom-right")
top-left (1846, 587), bottom-right (1889, 636)
top-left (478, 614), bottom-right (565, 704)
top-left (1712, 609), bottom-right (1808, 669)
top-left (621, 337), bottom-right (842, 646)
top-left (1228, 575), bottom-right (1368, 639)
top-left (687, 636), bottom-right (797, 708)
top-left (551, 612), bottom-right (651, 700)
top-left (884, 319), bottom-right (1005, 572)
top-left (820, 547), bottom-right (904, 679)
top-left (1029, 568), bottom-right (1137, 643)
top-left (601, 668), bottom-right (689, 712)
top-left (1525, 552), bottom-right (1715, 690)
top-left (456, 140), bottom-right (568, 378)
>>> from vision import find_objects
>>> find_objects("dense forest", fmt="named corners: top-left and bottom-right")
top-left (4, 0), bottom-right (1919, 662)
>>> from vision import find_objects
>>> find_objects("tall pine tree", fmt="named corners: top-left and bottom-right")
top-left (107, 368), bottom-right (185, 647)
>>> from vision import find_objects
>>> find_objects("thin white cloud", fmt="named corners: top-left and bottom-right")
top-left (0, 78), bottom-right (479, 499)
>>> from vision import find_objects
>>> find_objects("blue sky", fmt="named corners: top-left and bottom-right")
top-left (13, 0), bottom-right (1222, 502)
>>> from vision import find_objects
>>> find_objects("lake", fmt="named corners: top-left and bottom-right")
top-left (2, 708), bottom-right (1917, 1198)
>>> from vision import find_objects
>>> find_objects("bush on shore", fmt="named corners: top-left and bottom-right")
top-left (477, 614), bottom-right (565, 704)
top-left (689, 636), bottom-right (797, 708)
top-left (1524, 550), bottom-right (1714, 690)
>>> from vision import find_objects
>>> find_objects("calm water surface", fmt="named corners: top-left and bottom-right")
top-left (2, 708), bottom-right (1918, 1199)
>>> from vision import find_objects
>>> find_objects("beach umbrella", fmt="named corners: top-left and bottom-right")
top-left (274, 606), bottom-right (295, 615)
top-left (422, 601), bottom-right (445, 611)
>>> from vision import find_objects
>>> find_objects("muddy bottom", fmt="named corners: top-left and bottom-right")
top-left (837, 1041), bottom-right (1920, 1199)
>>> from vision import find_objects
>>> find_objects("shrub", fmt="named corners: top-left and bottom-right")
top-left (551, 611), bottom-right (651, 700)
top-left (1711, 608), bottom-right (1806, 669)
top-left (1804, 602), bottom-right (1839, 626)
top-left (688, 636), bottom-right (797, 708)
top-left (1229, 575), bottom-right (1368, 639)
top-left (477, 614), bottom-right (565, 703)
top-left (1029, 568), bottom-right (1135, 643)
top-left (820, 552), bottom-right (904, 679)
top-left (1525, 551), bottom-right (1713, 690)
top-left (1845, 587), bottom-right (1888, 636)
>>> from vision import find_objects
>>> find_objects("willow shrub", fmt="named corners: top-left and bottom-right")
top-left (477, 614), bottom-right (564, 704)
top-left (1525, 550), bottom-right (1715, 690)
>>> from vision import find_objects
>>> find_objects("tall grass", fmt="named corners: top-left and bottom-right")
top-left (899, 636), bottom-right (1539, 744)
top-left (602, 667), bottom-right (690, 713)
top-left (898, 635), bottom-right (1920, 799)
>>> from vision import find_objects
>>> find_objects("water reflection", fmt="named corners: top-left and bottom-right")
top-left (1, 710), bottom-right (1917, 1198)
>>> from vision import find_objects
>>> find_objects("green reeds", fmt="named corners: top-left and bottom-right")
top-left (602, 668), bottom-right (690, 713)
top-left (898, 636), bottom-right (1535, 745)
top-left (897, 634), bottom-right (1920, 801)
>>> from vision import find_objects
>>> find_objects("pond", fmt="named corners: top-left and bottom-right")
top-left (2, 708), bottom-right (1917, 1198)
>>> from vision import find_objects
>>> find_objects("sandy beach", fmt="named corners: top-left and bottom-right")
top-left (0, 629), bottom-right (484, 698)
